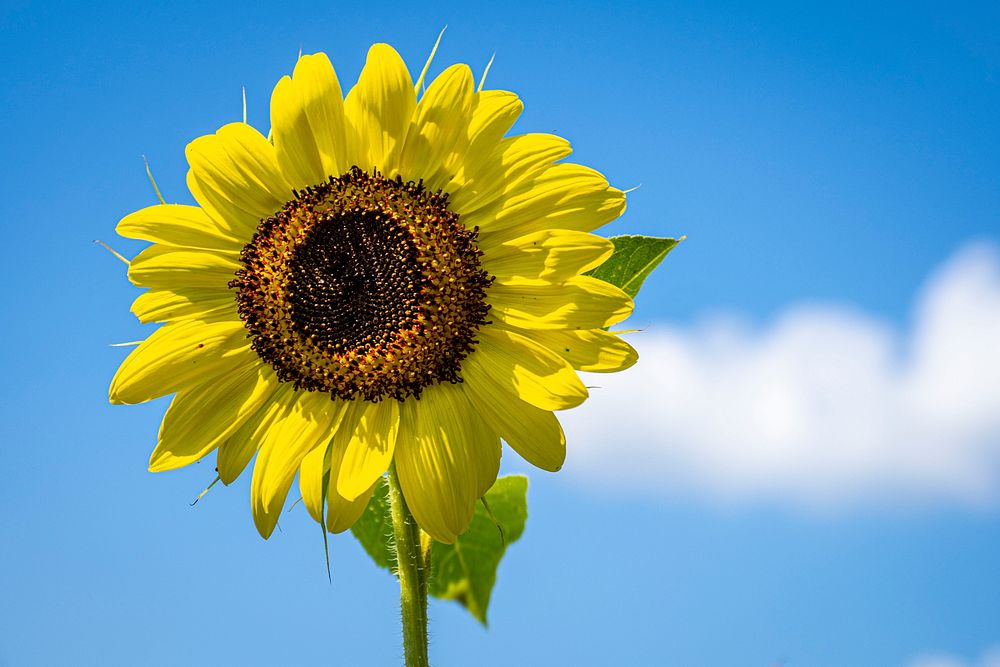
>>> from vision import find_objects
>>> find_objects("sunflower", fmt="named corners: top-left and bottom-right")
top-left (110, 43), bottom-right (636, 544)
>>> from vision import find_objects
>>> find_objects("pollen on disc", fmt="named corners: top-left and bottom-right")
top-left (231, 167), bottom-right (493, 402)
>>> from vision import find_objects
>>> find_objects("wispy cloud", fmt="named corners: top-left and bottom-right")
top-left (907, 647), bottom-right (1000, 667)
top-left (561, 242), bottom-right (1000, 509)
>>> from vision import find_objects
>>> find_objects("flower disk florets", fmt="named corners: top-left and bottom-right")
top-left (231, 167), bottom-right (493, 402)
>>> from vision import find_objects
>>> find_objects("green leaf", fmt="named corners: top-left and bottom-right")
top-left (350, 475), bottom-right (529, 625)
top-left (350, 476), bottom-right (396, 570)
top-left (586, 235), bottom-right (681, 298)
top-left (428, 475), bottom-right (528, 625)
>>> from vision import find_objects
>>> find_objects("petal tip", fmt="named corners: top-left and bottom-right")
top-left (335, 470), bottom-right (369, 503)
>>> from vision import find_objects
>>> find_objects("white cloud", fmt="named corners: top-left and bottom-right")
top-left (907, 647), bottom-right (1000, 667)
top-left (561, 241), bottom-right (1000, 509)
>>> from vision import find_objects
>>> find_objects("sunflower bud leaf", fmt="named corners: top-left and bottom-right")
top-left (429, 475), bottom-right (528, 625)
top-left (351, 474), bottom-right (528, 625)
top-left (587, 235), bottom-right (682, 298)
top-left (350, 476), bottom-right (396, 570)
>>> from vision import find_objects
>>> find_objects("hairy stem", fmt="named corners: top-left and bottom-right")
top-left (387, 463), bottom-right (429, 667)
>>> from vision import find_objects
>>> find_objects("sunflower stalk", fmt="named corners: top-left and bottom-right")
top-left (387, 463), bottom-right (430, 667)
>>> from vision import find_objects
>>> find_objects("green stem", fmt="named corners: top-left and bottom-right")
top-left (387, 463), bottom-right (429, 667)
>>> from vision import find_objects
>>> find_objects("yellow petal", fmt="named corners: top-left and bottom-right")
top-left (117, 204), bottom-right (242, 250)
top-left (130, 288), bottom-right (235, 324)
top-left (327, 479), bottom-right (377, 533)
top-left (463, 369), bottom-right (566, 471)
top-left (298, 442), bottom-right (329, 524)
top-left (460, 384), bottom-right (502, 498)
top-left (109, 319), bottom-right (251, 405)
top-left (501, 405), bottom-right (565, 471)
top-left (270, 53), bottom-right (349, 189)
top-left (343, 44), bottom-right (415, 175)
top-left (185, 123), bottom-right (293, 235)
top-left (216, 379), bottom-right (288, 485)
top-left (466, 327), bottom-right (588, 411)
top-left (438, 90), bottom-right (523, 194)
top-left (488, 275), bottom-right (634, 330)
top-left (483, 229), bottom-right (613, 285)
top-left (464, 90), bottom-right (522, 164)
top-left (473, 164), bottom-right (625, 247)
top-left (398, 63), bottom-right (474, 187)
top-left (127, 244), bottom-right (241, 290)
top-left (186, 170), bottom-right (256, 240)
top-left (250, 391), bottom-right (346, 539)
top-left (326, 443), bottom-right (379, 533)
top-left (298, 433), bottom-right (377, 533)
top-left (336, 399), bottom-right (399, 501)
top-left (525, 327), bottom-right (638, 373)
top-left (450, 133), bottom-right (571, 214)
top-left (394, 384), bottom-right (480, 543)
top-left (149, 362), bottom-right (265, 472)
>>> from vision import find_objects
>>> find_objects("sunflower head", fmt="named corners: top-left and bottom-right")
top-left (111, 44), bottom-right (637, 543)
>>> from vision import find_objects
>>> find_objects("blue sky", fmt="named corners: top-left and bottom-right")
top-left (1, 1), bottom-right (999, 665)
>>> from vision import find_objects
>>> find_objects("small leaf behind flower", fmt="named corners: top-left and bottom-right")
top-left (586, 235), bottom-right (681, 298)
top-left (350, 475), bottom-right (528, 625)
top-left (429, 475), bottom-right (527, 625)
top-left (350, 476), bottom-right (396, 570)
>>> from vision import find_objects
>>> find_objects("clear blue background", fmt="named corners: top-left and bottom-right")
top-left (1, 1), bottom-right (998, 665)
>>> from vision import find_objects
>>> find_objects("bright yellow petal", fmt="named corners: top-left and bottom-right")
top-left (343, 44), bottom-right (415, 175)
top-left (250, 391), bottom-right (347, 539)
top-left (185, 123), bottom-right (292, 237)
top-left (127, 244), bottom-right (241, 290)
top-left (488, 275), bottom-right (634, 330)
top-left (465, 327), bottom-right (588, 411)
top-left (524, 327), bottom-right (638, 372)
top-left (270, 53), bottom-right (349, 189)
top-left (483, 229), bottom-right (613, 285)
top-left (130, 288), bottom-right (235, 324)
top-left (326, 443), bottom-right (379, 533)
top-left (458, 384), bottom-right (502, 498)
top-left (298, 434), bottom-right (377, 533)
top-left (117, 204), bottom-right (242, 251)
top-left (149, 362), bottom-right (265, 472)
top-left (298, 442), bottom-right (329, 524)
top-left (336, 399), bottom-right (399, 501)
top-left (463, 370), bottom-right (566, 471)
top-left (398, 63), bottom-right (474, 187)
top-left (472, 164), bottom-right (626, 247)
top-left (463, 90), bottom-right (522, 163)
top-left (109, 319), bottom-right (251, 405)
top-left (186, 171), bottom-right (254, 240)
top-left (450, 133), bottom-right (571, 214)
top-left (216, 379), bottom-right (288, 485)
top-left (438, 89), bottom-right (523, 193)
top-left (326, 479), bottom-right (377, 533)
top-left (394, 383), bottom-right (479, 543)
